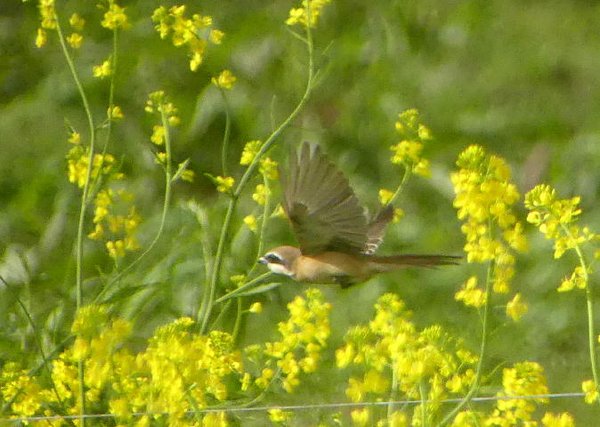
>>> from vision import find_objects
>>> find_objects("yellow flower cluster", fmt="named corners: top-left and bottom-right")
top-left (286, 0), bottom-right (332, 28)
top-left (215, 176), bottom-right (235, 194)
top-left (451, 145), bottom-right (528, 318)
top-left (93, 58), bottom-right (113, 79)
top-left (0, 362), bottom-right (42, 419)
top-left (244, 214), bottom-right (258, 232)
top-left (541, 412), bottom-right (575, 427)
top-left (240, 140), bottom-right (262, 165)
top-left (249, 288), bottom-right (331, 393)
top-left (525, 184), bottom-right (598, 297)
top-left (88, 189), bottom-right (141, 260)
top-left (66, 145), bottom-right (117, 189)
top-left (35, 0), bottom-right (56, 48)
top-left (152, 5), bottom-right (224, 72)
top-left (485, 362), bottom-right (549, 425)
top-left (145, 90), bottom-right (180, 127)
top-left (390, 109), bottom-right (432, 177)
top-left (336, 293), bottom-right (477, 425)
top-left (453, 362), bottom-right (572, 426)
top-left (212, 69), bottom-right (237, 90)
top-left (0, 307), bottom-right (246, 426)
top-left (66, 13), bottom-right (85, 49)
top-left (582, 379), bottom-right (599, 404)
top-left (525, 184), bottom-right (595, 259)
top-left (259, 157), bottom-right (279, 181)
top-left (100, 0), bottom-right (130, 30)
top-left (252, 184), bottom-right (270, 206)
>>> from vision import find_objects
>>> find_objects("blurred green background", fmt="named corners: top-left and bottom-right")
top-left (2, 0), bottom-right (600, 422)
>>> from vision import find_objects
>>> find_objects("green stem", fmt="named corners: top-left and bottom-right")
top-left (214, 272), bottom-right (274, 303)
top-left (387, 362), bottom-right (399, 420)
top-left (198, 21), bottom-right (315, 332)
top-left (232, 297), bottom-right (243, 341)
top-left (55, 12), bottom-right (94, 426)
top-left (389, 167), bottom-right (412, 206)
top-left (419, 381), bottom-right (427, 427)
top-left (560, 223), bottom-right (600, 405)
top-left (219, 88), bottom-right (232, 177)
top-left (93, 108), bottom-right (173, 303)
top-left (440, 260), bottom-right (494, 425)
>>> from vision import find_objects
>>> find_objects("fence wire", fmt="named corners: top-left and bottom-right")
top-left (0, 392), bottom-right (586, 424)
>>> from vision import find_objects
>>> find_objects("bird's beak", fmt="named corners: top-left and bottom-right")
top-left (258, 257), bottom-right (268, 265)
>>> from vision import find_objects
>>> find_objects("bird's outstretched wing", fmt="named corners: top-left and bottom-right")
top-left (281, 143), bottom-right (369, 255)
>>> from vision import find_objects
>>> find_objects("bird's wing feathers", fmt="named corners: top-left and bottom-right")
top-left (365, 204), bottom-right (394, 255)
top-left (282, 143), bottom-right (369, 255)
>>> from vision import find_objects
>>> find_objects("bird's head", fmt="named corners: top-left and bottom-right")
top-left (258, 245), bottom-right (301, 277)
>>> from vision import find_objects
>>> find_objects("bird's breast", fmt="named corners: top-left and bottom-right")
top-left (292, 252), bottom-right (369, 284)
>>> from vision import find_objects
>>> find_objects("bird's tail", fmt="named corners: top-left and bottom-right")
top-left (368, 254), bottom-right (460, 272)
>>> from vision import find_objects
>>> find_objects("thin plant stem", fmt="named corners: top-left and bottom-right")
top-left (419, 381), bottom-right (427, 427)
top-left (54, 12), bottom-right (95, 425)
top-left (214, 272), bottom-right (274, 303)
top-left (389, 167), bottom-right (412, 206)
top-left (440, 259), bottom-right (494, 425)
top-left (232, 297), bottom-right (243, 341)
top-left (93, 108), bottom-right (173, 303)
top-left (387, 362), bottom-right (399, 420)
top-left (219, 88), bottom-right (232, 177)
top-left (560, 223), bottom-right (600, 406)
top-left (198, 20), bottom-right (315, 332)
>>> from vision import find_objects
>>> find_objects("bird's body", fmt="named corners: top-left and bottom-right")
top-left (258, 142), bottom-right (458, 285)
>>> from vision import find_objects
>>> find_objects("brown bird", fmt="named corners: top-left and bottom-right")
top-left (258, 142), bottom-right (458, 287)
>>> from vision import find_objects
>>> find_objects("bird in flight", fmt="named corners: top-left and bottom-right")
top-left (258, 142), bottom-right (458, 287)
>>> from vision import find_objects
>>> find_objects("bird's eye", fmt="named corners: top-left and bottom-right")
top-left (265, 253), bottom-right (283, 264)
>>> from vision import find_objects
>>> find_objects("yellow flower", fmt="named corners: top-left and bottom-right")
top-left (93, 59), bottom-right (112, 79)
top-left (151, 5), bottom-right (222, 72)
top-left (525, 184), bottom-right (588, 259)
top-left (155, 152), bottom-right (167, 164)
top-left (506, 293), bottom-right (528, 321)
top-left (215, 176), bottom-right (235, 193)
top-left (38, 0), bottom-right (57, 30)
top-left (259, 157), bottom-right (279, 180)
top-left (69, 13), bottom-right (85, 31)
top-left (451, 411), bottom-right (480, 427)
top-left (268, 408), bottom-right (292, 423)
top-left (378, 188), bottom-right (394, 205)
top-left (107, 105), bottom-right (124, 120)
top-left (392, 207), bottom-right (404, 223)
top-left (541, 412), bottom-right (575, 427)
top-left (106, 239), bottom-right (126, 259)
top-left (202, 412), bottom-right (228, 426)
top-left (66, 33), bottom-right (83, 49)
top-left (68, 131), bottom-right (81, 145)
top-left (582, 379), bottom-right (599, 404)
top-left (252, 184), bottom-right (270, 206)
top-left (286, 0), bottom-right (332, 27)
top-left (240, 140), bottom-right (262, 165)
top-left (209, 29), bottom-right (224, 44)
top-left (243, 215), bottom-right (258, 232)
top-left (350, 408), bottom-right (370, 426)
top-left (101, 1), bottom-right (130, 30)
top-left (212, 69), bottom-right (236, 89)
top-left (455, 276), bottom-right (486, 308)
top-left (181, 169), bottom-right (195, 183)
top-left (249, 302), bottom-right (262, 313)
top-left (35, 28), bottom-right (48, 48)
top-left (150, 125), bottom-right (165, 145)
top-left (390, 109), bottom-right (434, 177)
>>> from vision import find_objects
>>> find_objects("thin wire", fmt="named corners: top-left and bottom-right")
top-left (1, 392), bottom-right (585, 423)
